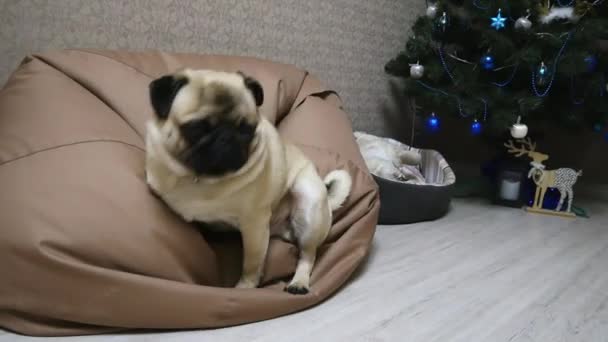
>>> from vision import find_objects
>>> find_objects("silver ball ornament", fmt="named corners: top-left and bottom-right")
top-left (426, 4), bottom-right (438, 19)
top-left (514, 17), bottom-right (532, 30)
top-left (410, 63), bottom-right (425, 79)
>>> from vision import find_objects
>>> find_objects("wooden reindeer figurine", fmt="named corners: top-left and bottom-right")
top-left (504, 137), bottom-right (582, 218)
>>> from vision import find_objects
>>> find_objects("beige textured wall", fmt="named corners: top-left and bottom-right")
top-left (0, 0), bottom-right (424, 134)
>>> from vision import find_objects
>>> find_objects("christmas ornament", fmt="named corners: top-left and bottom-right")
top-left (514, 10), bottom-right (532, 30)
top-left (584, 55), bottom-right (598, 72)
top-left (605, 132), bottom-right (608, 142)
top-left (515, 16), bottom-right (532, 30)
top-left (490, 8), bottom-right (507, 30)
top-left (426, 112), bottom-right (440, 132)
top-left (537, 61), bottom-right (550, 86)
top-left (480, 54), bottom-right (495, 70)
top-left (531, 32), bottom-right (571, 98)
top-left (504, 137), bottom-right (581, 218)
top-left (437, 12), bottom-right (448, 33)
top-left (409, 62), bottom-right (425, 79)
top-left (471, 119), bottom-right (482, 135)
top-left (538, 62), bottom-right (549, 76)
top-left (510, 116), bottom-right (528, 138)
top-left (426, 3), bottom-right (438, 18)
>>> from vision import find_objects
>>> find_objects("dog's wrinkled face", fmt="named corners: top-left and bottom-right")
top-left (148, 69), bottom-right (264, 176)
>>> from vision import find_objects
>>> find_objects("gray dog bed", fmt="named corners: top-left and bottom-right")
top-left (355, 133), bottom-right (456, 224)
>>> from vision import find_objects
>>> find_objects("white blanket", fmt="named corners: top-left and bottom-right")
top-left (354, 132), bottom-right (426, 184)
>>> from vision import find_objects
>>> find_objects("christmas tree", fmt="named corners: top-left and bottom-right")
top-left (385, 0), bottom-right (608, 135)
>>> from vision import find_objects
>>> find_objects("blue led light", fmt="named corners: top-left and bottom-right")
top-left (480, 54), bottom-right (495, 70)
top-left (471, 119), bottom-right (482, 135)
top-left (427, 112), bottom-right (440, 132)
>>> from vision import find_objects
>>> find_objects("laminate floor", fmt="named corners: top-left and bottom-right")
top-left (2, 199), bottom-right (607, 342)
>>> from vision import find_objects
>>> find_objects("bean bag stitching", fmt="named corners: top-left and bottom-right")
top-left (277, 71), bottom-right (309, 125)
top-left (293, 90), bottom-right (343, 110)
top-left (0, 140), bottom-right (144, 168)
top-left (33, 55), bottom-right (144, 140)
top-left (66, 49), bottom-right (157, 79)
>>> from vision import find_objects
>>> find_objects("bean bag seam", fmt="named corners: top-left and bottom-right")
top-left (0, 139), bottom-right (144, 168)
top-left (293, 90), bottom-right (343, 111)
top-left (66, 49), bottom-right (157, 79)
top-left (33, 54), bottom-right (144, 140)
top-left (276, 71), bottom-right (309, 125)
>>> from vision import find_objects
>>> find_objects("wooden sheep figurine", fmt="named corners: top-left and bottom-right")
top-left (504, 138), bottom-right (582, 217)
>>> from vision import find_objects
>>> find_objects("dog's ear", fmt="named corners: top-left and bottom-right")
top-left (238, 71), bottom-right (264, 107)
top-left (149, 75), bottom-right (188, 119)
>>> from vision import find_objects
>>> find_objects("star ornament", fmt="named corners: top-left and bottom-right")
top-left (491, 8), bottom-right (507, 30)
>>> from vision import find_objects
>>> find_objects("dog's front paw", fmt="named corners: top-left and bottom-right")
top-left (284, 282), bottom-right (309, 295)
top-left (235, 278), bottom-right (259, 289)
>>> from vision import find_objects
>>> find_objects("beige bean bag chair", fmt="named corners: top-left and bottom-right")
top-left (0, 50), bottom-right (379, 336)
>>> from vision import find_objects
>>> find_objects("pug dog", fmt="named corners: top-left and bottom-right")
top-left (145, 69), bottom-right (352, 294)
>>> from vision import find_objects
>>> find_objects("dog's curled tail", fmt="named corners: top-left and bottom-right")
top-left (324, 170), bottom-right (352, 211)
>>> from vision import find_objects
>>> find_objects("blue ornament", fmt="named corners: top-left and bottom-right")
top-left (538, 62), bottom-right (549, 76)
top-left (604, 132), bottom-right (608, 142)
top-left (584, 55), bottom-right (598, 72)
top-left (471, 119), bottom-right (482, 135)
top-left (426, 112), bottom-right (440, 132)
top-left (536, 61), bottom-right (550, 86)
top-left (491, 8), bottom-right (507, 30)
top-left (480, 54), bottom-right (495, 70)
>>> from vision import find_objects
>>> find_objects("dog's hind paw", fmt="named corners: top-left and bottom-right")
top-left (235, 278), bottom-right (258, 289)
top-left (284, 283), bottom-right (309, 295)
